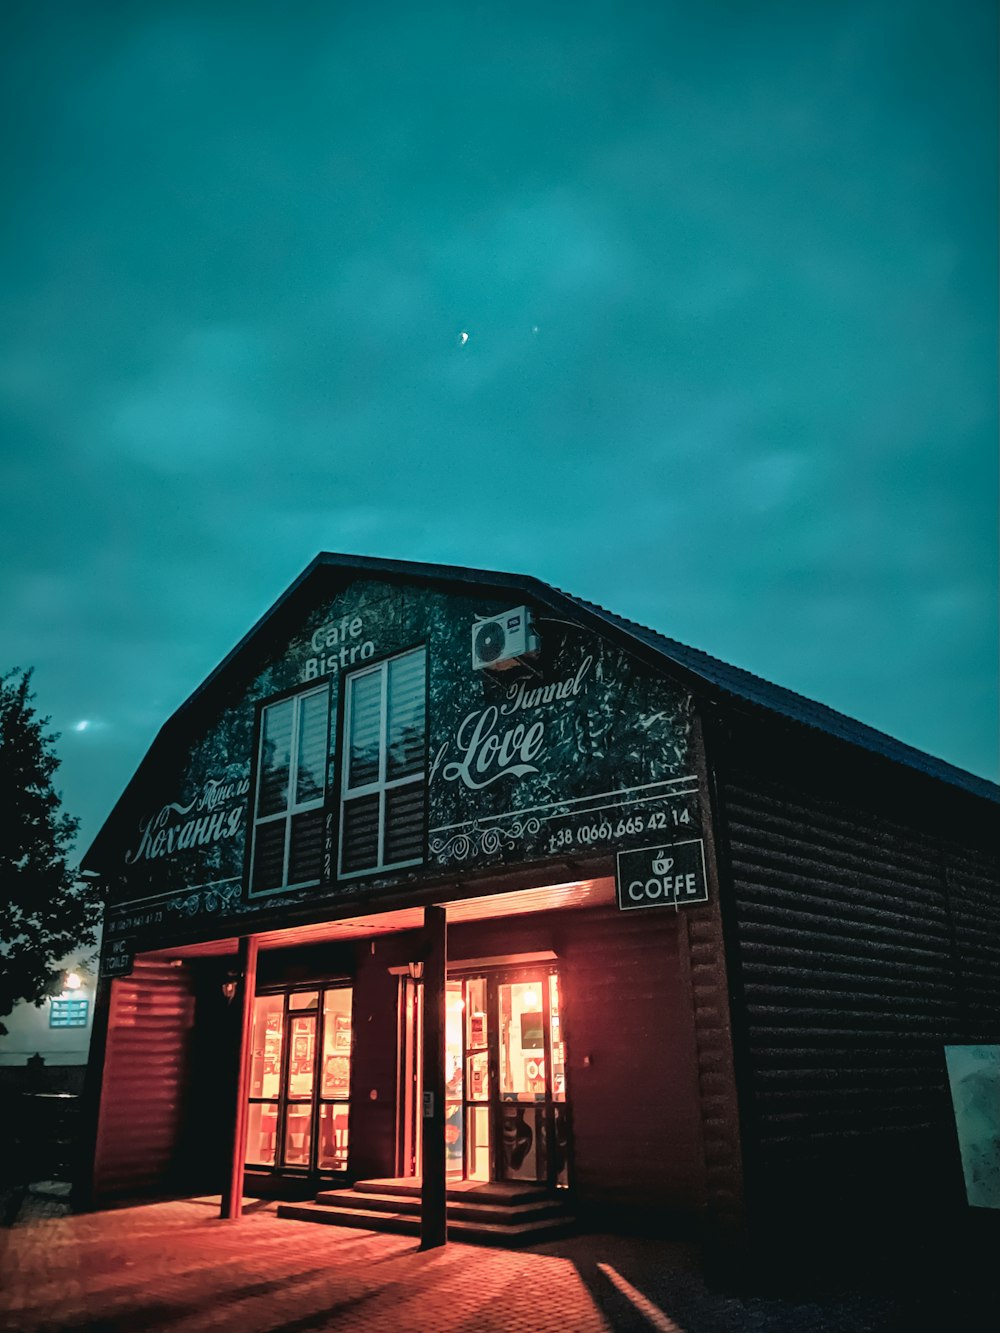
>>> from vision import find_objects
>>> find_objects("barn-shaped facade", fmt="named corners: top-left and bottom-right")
top-left (77, 554), bottom-right (1000, 1246)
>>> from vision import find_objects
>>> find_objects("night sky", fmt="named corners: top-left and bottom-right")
top-left (2, 1), bottom-right (997, 858)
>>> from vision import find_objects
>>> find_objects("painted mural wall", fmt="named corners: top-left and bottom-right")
top-left (100, 578), bottom-right (701, 969)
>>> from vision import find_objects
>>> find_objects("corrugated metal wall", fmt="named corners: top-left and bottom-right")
top-left (714, 719), bottom-right (1000, 1225)
top-left (92, 959), bottom-right (197, 1199)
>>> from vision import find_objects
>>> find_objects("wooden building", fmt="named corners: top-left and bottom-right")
top-left (77, 554), bottom-right (999, 1248)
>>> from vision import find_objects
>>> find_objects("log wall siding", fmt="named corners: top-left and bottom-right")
top-left (684, 910), bottom-right (744, 1231)
top-left (92, 960), bottom-right (197, 1199)
top-left (716, 740), bottom-right (999, 1220)
top-left (944, 839), bottom-right (1000, 1042)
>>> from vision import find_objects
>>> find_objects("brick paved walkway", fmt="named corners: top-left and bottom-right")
top-left (0, 1195), bottom-right (985, 1331)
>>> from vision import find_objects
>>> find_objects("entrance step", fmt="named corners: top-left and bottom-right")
top-left (313, 1187), bottom-right (567, 1226)
top-left (277, 1178), bottom-right (576, 1248)
top-left (355, 1177), bottom-right (552, 1205)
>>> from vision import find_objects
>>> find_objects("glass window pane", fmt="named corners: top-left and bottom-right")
top-left (296, 690), bottom-right (328, 804)
top-left (467, 1050), bottom-right (488, 1101)
top-left (386, 650), bottom-right (425, 779)
top-left (383, 783), bottom-right (424, 865)
top-left (465, 977), bottom-right (487, 1050)
top-left (284, 1105), bottom-right (312, 1166)
top-left (251, 819), bottom-right (286, 893)
top-left (317, 1104), bottom-right (350, 1171)
top-left (549, 973), bottom-right (566, 1102)
top-left (466, 1106), bottom-right (490, 1182)
top-left (347, 671), bottom-right (382, 789)
top-left (246, 1102), bottom-right (279, 1167)
top-left (288, 808), bottom-right (324, 884)
top-left (322, 989), bottom-right (353, 1098)
top-left (257, 700), bottom-right (293, 816)
top-left (287, 1015), bottom-right (316, 1099)
top-left (500, 1105), bottom-right (546, 1181)
top-left (445, 983), bottom-right (464, 1100)
top-left (445, 981), bottom-right (464, 1177)
top-left (553, 1105), bottom-right (569, 1187)
top-left (341, 793), bottom-right (380, 873)
top-left (249, 994), bottom-right (284, 1099)
top-left (445, 1098), bottom-right (464, 1178)
top-left (498, 980), bottom-right (545, 1100)
top-left (288, 991), bottom-right (319, 1010)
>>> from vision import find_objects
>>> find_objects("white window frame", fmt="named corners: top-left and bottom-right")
top-left (249, 683), bottom-right (329, 898)
top-left (338, 647), bottom-right (426, 880)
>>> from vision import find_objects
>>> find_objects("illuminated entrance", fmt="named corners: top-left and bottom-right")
top-left (245, 985), bottom-right (353, 1176)
top-left (403, 966), bottom-right (569, 1188)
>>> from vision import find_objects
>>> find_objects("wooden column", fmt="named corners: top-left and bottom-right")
top-left (420, 905), bottom-right (447, 1248)
top-left (220, 935), bottom-right (259, 1220)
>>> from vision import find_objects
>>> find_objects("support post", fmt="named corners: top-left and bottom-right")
top-left (420, 905), bottom-right (447, 1248)
top-left (221, 935), bottom-right (258, 1220)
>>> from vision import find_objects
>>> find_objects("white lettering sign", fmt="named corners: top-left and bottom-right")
top-left (125, 775), bottom-right (250, 864)
top-left (303, 613), bottom-right (376, 680)
top-left (440, 656), bottom-right (593, 792)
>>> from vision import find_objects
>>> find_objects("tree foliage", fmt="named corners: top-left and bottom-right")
top-left (0, 668), bottom-right (102, 1032)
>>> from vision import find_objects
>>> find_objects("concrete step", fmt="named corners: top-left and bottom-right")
top-left (314, 1188), bottom-right (568, 1225)
top-left (353, 1177), bottom-right (552, 1205)
top-left (278, 1202), bottom-right (419, 1237)
top-left (276, 1200), bottom-right (576, 1247)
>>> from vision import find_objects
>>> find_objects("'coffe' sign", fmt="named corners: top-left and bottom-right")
top-left (615, 841), bottom-right (708, 911)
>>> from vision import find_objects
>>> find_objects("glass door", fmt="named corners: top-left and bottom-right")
top-left (444, 980), bottom-right (465, 1178)
top-left (284, 992), bottom-right (318, 1168)
top-left (402, 967), bottom-right (569, 1188)
top-left (495, 969), bottom-right (567, 1186)
top-left (246, 985), bottom-right (353, 1175)
top-left (317, 988), bottom-right (353, 1170)
top-left (247, 993), bottom-right (284, 1167)
top-left (463, 976), bottom-right (491, 1181)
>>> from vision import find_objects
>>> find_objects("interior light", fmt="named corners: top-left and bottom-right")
top-left (523, 991), bottom-right (537, 1010)
top-left (65, 972), bottom-right (82, 991)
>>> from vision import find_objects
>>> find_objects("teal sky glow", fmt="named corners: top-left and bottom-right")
top-left (1, 1), bottom-right (996, 854)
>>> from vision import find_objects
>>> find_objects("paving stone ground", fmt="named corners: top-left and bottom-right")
top-left (0, 1194), bottom-right (988, 1332)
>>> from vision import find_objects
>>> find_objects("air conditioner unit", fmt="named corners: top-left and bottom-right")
top-left (471, 607), bottom-right (540, 671)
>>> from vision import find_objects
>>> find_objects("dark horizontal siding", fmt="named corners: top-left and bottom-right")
top-left (945, 840), bottom-right (1000, 1041)
top-left (559, 908), bottom-right (704, 1213)
top-left (93, 961), bottom-right (196, 1198)
top-left (723, 773), bottom-right (954, 1177)
top-left (716, 729), bottom-right (999, 1227)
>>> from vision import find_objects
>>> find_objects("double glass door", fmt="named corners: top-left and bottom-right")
top-left (438, 967), bottom-right (569, 1187)
top-left (246, 985), bottom-right (353, 1175)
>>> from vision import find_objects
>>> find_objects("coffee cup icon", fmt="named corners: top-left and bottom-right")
top-left (652, 850), bottom-right (674, 876)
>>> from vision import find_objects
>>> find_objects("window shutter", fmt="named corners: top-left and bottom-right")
top-left (251, 819), bottom-right (286, 893)
top-left (341, 793), bottom-right (380, 875)
top-left (296, 690), bottom-right (329, 804)
top-left (250, 685), bottom-right (330, 895)
top-left (289, 808), bottom-right (325, 884)
top-left (347, 672), bottom-right (381, 788)
top-left (339, 648), bottom-right (426, 877)
top-left (384, 784), bottom-right (425, 865)
top-left (257, 699), bottom-right (293, 817)
top-left (386, 649), bottom-right (426, 780)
